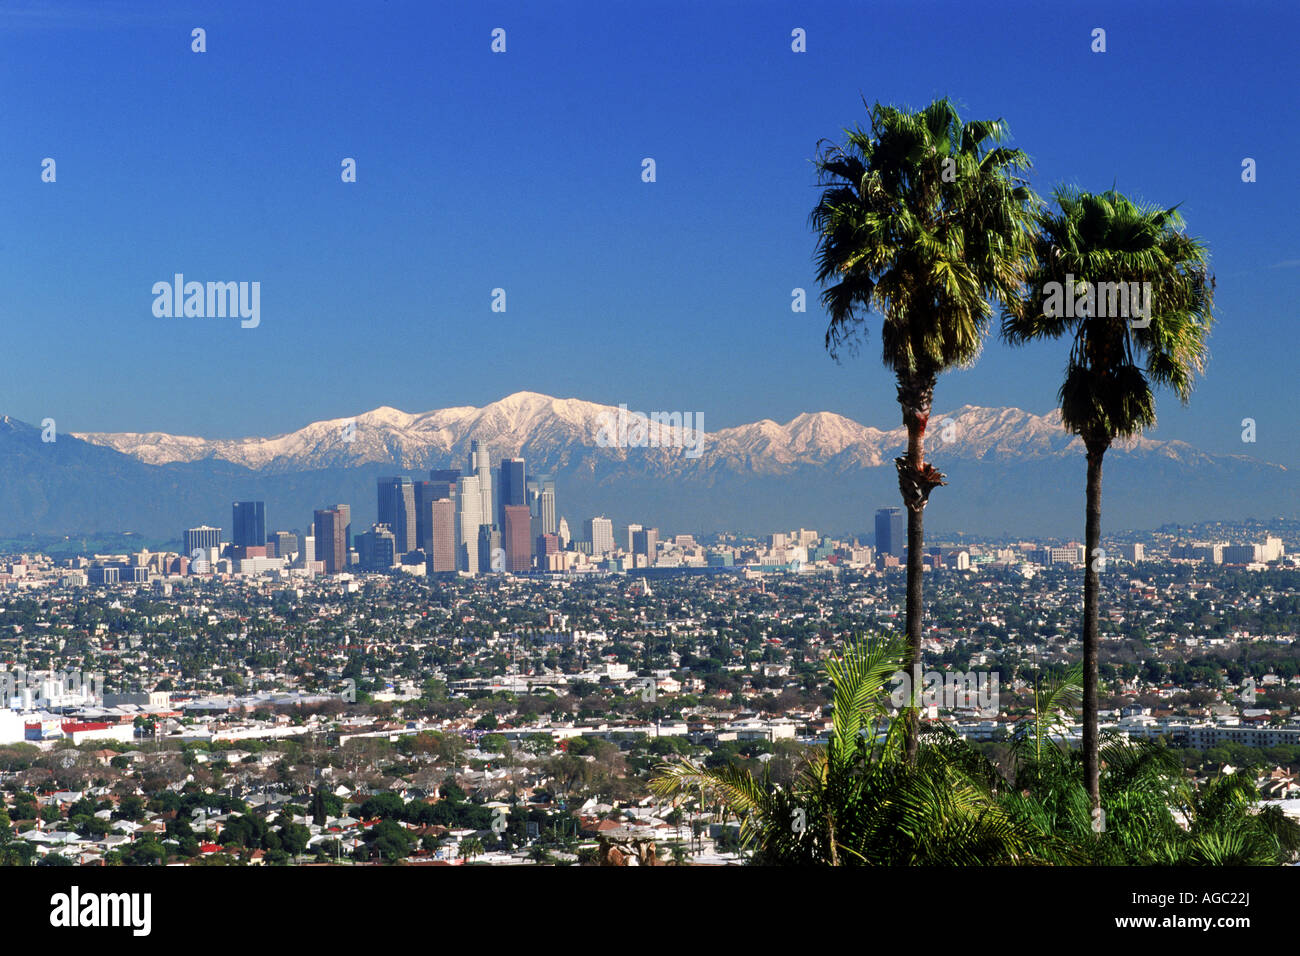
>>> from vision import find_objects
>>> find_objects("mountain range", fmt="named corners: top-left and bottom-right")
top-left (0, 391), bottom-right (1290, 544)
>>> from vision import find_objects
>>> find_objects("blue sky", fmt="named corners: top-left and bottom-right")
top-left (2, 0), bottom-right (1297, 468)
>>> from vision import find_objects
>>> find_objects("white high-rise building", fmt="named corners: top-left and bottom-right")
top-left (586, 516), bottom-right (614, 556)
top-left (457, 475), bottom-right (482, 573)
top-left (540, 489), bottom-right (556, 536)
top-left (470, 441), bottom-right (493, 534)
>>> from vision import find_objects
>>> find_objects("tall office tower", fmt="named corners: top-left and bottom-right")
top-left (426, 497), bottom-right (457, 573)
top-left (498, 458), bottom-right (526, 529)
top-left (503, 504), bottom-right (533, 572)
top-left (377, 477), bottom-right (418, 556)
top-left (875, 508), bottom-right (904, 558)
top-left (557, 516), bottom-right (570, 548)
top-left (412, 481), bottom-right (440, 555)
top-left (456, 475), bottom-right (482, 572)
top-left (469, 441), bottom-right (493, 532)
top-left (231, 502), bottom-right (266, 549)
top-left (333, 504), bottom-right (352, 553)
top-left (429, 468), bottom-right (462, 493)
top-left (357, 524), bottom-right (398, 571)
top-left (183, 526), bottom-right (222, 556)
top-left (313, 508), bottom-right (348, 574)
top-left (301, 535), bottom-right (315, 568)
top-left (476, 525), bottom-right (500, 572)
top-left (585, 516), bottom-right (614, 556)
top-left (269, 531), bottom-right (298, 559)
top-left (626, 523), bottom-right (643, 553)
top-left (539, 489), bottom-right (556, 536)
top-left (633, 527), bottom-right (659, 567)
top-left (526, 474), bottom-right (556, 523)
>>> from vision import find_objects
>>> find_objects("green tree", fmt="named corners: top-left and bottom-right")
top-left (811, 98), bottom-right (1038, 760)
top-left (1002, 188), bottom-right (1214, 812)
top-left (652, 637), bottom-right (1050, 865)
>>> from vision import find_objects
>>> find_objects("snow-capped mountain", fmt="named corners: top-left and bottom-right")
top-left (70, 391), bottom-right (1228, 475)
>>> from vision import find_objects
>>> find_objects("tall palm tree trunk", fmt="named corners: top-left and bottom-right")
top-left (1082, 444), bottom-right (1105, 814)
top-left (904, 501), bottom-right (924, 762)
top-left (895, 371), bottom-right (943, 764)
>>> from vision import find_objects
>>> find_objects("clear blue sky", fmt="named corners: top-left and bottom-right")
top-left (2, 0), bottom-right (1296, 466)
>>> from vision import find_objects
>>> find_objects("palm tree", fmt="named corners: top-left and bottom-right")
top-left (811, 97), bottom-right (1039, 760)
top-left (1001, 188), bottom-right (1215, 814)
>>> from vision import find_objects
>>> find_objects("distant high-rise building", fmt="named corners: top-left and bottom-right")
top-left (269, 531), bottom-right (298, 559)
top-left (478, 525), bottom-right (502, 572)
top-left (429, 468), bottom-right (462, 492)
top-left (469, 441), bottom-right (493, 533)
top-left (633, 527), bottom-right (658, 567)
top-left (537, 533), bottom-right (560, 560)
top-left (503, 504), bottom-right (532, 572)
top-left (183, 526), bottom-right (222, 556)
top-left (875, 508), bottom-right (904, 559)
top-left (232, 502), bottom-right (265, 549)
top-left (1120, 542), bottom-right (1144, 563)
top-left (539, 490), bottom-right (556, 535)
top-left (377, 477), bottom-right (418, 556)
top-left (456, 476), bottom-right (482, 572)
top-left (558, 516), bottom-right (570, 548)
top-left (426, 498), bottom-right (456, 573)
top-left (412, 481), bottom-right (441, 556)
top-left (528, 474), bottom-right (557, 535)
top-left (585, 517), bottom-right (614, 556)
top-left (333, 504), bottom-right (352, 553)
top-left (313, 508), bottom-right (348, 574)
top-left (498, 458), bottom-right (526, 529)
top-left (357, 524), bottom-right (398, 571)
top-left (626, 523), bottom-right (643, 553)
top-left (1223, 544), bottom-right (1262, 565)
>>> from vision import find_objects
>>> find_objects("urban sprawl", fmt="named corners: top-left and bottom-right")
top-left (1, 444), bottom-right (1298, 865)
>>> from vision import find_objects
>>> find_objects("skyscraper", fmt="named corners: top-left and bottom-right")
top-left (469, 441), bottom-right (493, 534)
top-left (527, 474), bottom-right (557, 535)
top-left (357, 524), bottom-right (397, 571)
top-left (429, 468), bottom-right (462, 493)
top-left (585, 516), bottom-right (614, 556)
top-left (183, 526), bottom-right (222, 556)
top-left (498, 458), bottom-right (526, 529)
top-left (875, 507), bottom-right (904, 558)
top-left (633, 527), bottom-right (658, 567)
top-left (269, 531), bottom-right (298, 559)
top-left (334, 503), bottom-right (352, 554)
top-left (539, 489), bottom-right (556, 536)
top-left (377, 477), bottom-right (417, 556)
top-left (313, 508), bottom-right (348, 574)
top-left (478, 525), bottom-right (502, 572)
top-left (231, 501), bottom-right (265, 549)
top-left (503, 504), bottom-right (532, 572)
top-left (426, 497), bottom-right (456, 573)
top-left (456, 475), bottom-right (482, 572)
top-left (412, 481), bottom-right (439, 556)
